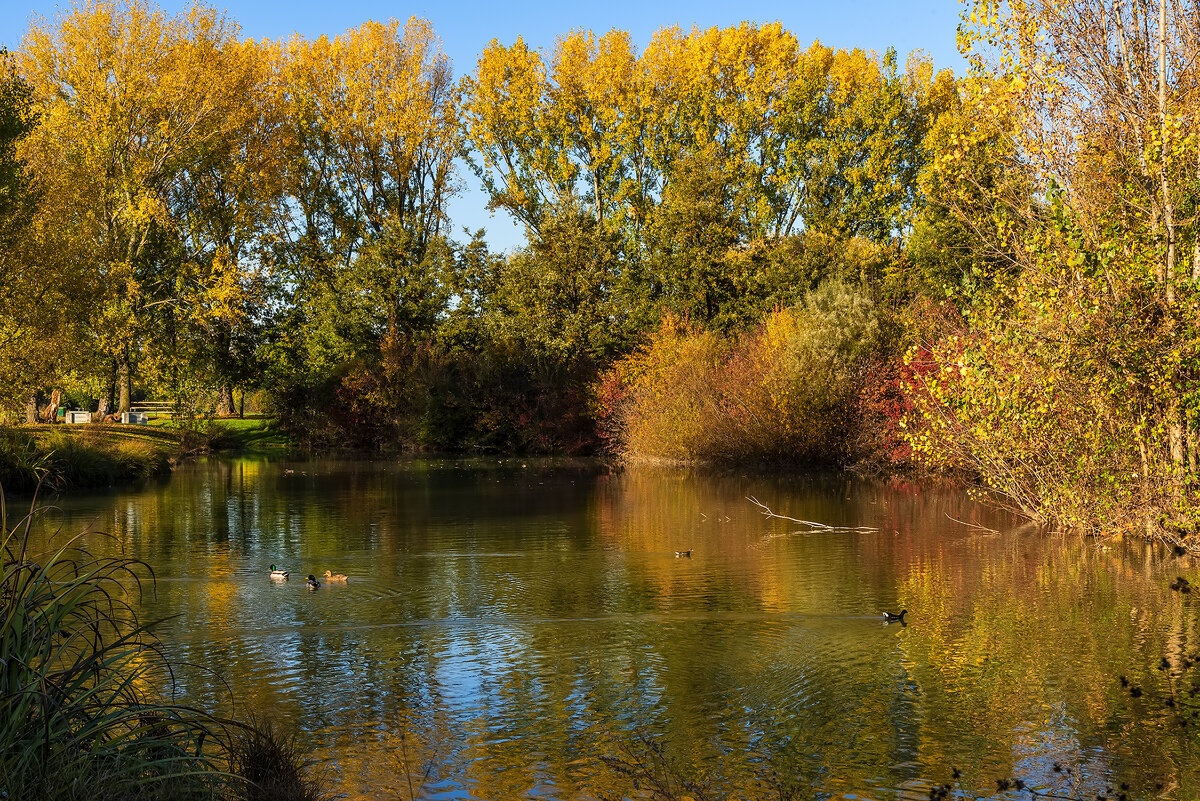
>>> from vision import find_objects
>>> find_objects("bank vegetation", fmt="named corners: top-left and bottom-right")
top-left (1, 0), bottom-right (1199, 541)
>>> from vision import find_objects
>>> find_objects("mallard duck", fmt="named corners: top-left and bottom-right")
top-left (323, 570), bottom-right (348, 582)
top-left (306, 574), bottom-right (320, 590)
top-left (269, 565), bottom-right (289, 580)
top-left (882, 610), bottom-right (907, 623)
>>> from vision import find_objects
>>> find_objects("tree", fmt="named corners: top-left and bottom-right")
top-left (0, 50), bottom-right (35, 243)
top-left (483, 206), bottom-right (638, 366)
top-left (273, 19), bottom-right (459, 369)
top-left (462, 24), bottom-right (956, 288)
top-left (166, 37), bottom-right (281, 415)
top-left (19, 0), bottom-right (252, 411)
top-left (907, 0), bottom-right (1200, 533)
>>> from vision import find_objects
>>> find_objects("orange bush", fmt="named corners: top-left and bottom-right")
top-left (597, 281), bottom-right (880, 463)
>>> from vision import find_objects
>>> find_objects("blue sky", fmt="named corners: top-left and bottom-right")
top-left (2, 0), bottom-right (968, 252)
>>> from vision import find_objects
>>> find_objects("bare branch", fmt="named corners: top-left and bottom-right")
top-left (944, 513), bottom-right (1001, 534)
top-left (745, 496), bottom-right (880, 533)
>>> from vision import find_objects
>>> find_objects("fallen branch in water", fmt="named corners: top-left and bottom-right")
top-left (746, 496), bottom-right (879, 533)
top-left (944, 512), bottom-right (999, 534)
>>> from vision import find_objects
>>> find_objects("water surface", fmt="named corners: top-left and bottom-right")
top-left (27, 458), bottom-right (1200, 799)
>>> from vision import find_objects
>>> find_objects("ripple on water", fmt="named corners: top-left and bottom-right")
top-left (25, 460), bottom-right (1200, 799)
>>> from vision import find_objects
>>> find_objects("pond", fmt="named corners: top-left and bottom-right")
top-left (25, 458), bottom-right (1200, 799)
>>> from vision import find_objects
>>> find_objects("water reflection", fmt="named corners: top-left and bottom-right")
top-left (25, 459), bottom-right (1200, 799)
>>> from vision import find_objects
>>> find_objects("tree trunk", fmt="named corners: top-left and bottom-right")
top-left (1155, 0), bottom-right (1178, 302)
top-left (104, 358), bottom-right (117, 413)
top-left (117, 351), bottom-right (131, 413)
top-left (217, 385), bottom-right (235, 417)
top-left (24, 393), bottom-right (38, 425)
top-left (1194, 139), bottom-right (1200, 280)
top-left (1169, 401), bottom-right (1186, 471)
top-left (42, 390), bottom-right (61, 423)
top-left (1188, 414), bottom-right (1198, 476)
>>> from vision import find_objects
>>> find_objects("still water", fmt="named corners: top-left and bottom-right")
top-left (25, 458), bottom-right (1200, 799)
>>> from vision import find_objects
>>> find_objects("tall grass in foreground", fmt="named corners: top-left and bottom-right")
top-left (0, 485), bottom-right (324, 801)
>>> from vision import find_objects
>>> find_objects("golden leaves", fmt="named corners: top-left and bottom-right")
top-left (278, 18), bottom-right (459, 231)
top-left (462, 22), bottom-right (946, 241)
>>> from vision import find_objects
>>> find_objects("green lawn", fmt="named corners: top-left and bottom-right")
top-left (147, 415), bottom-right (292, 451)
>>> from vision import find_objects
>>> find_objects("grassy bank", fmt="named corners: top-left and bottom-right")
top-left (0, 417), bottom-right (294, 493)
top-left (148, 415), bottom-right (294, 455)
top-left (0, 493), bottom-right (323, 801)
top-left (0, 425), bottom-right (174, 493)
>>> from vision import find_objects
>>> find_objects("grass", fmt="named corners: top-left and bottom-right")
top-left (0, 427), bottom-right (172, 493)
top-left (0, 484), bottom-right (325, 801)
top-left (147, 416), bottom-right (292, 454)
top-left (0, 417), bottom-right (295, 494)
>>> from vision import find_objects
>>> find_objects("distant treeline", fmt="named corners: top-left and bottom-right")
top-left (3, 0), bottom-right (1200, 539)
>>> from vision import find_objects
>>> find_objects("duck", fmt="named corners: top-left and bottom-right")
top-left (306, 574), bottom-right (320, 590)
top-left (323, 570), bottom-right (349, 582)
top-left (882, 610), bottom-right (907, 623)
top-left (674, 550), bottom-right (692, 558)
top-left (269, 565), bottom-right (289, 580)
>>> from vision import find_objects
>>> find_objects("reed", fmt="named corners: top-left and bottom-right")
top-left (0, 482), bottom-right (228, 799)
top-left (0, 483), bottom-right (325, 800)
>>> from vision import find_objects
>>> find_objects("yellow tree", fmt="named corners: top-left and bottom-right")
top-left (18, 0), bottom-right (248, 412)
top-left (461, 36), bottom-right (575, 234)
top-left (940, 0), bottom-right (1200, 526)
top-left (277, 19), bottom-right (459, 350)
top-left (959, 0), bottom-right (1200, 285)
top-left (0, 50), bottom-right (96, 420)
top-left (547, 29), bottom-right (638, 229)
top-left (464, 24), bottom-right (953, 251)
top-left (168, 37), bottom-right (282, 415)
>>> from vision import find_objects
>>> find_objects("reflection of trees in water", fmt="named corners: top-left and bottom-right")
top-left (28, 461), bottom-right (1200, 798)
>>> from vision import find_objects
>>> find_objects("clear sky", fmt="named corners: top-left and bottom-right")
top-left (1, 0), bottom-right (968, 252)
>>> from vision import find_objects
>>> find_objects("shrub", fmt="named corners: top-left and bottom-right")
top-left (853, 297), bottom-right (959, 471)
top-left (229, 717), bottom-right (326, 801)
top-left (899, 272), bottom-right (1199, 536)
top-left (270, 340), bottom-right (600, 455)
top-left (599, 280), bottom-right (881, 464)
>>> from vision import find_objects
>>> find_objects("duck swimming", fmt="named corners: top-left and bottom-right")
top-left (269, 565), bottom-right (289, 580)
top-left (882, 610), bottom-right (907, 623)
top-left (323, 570), bottom-right (348, 582)
top-left (306, 574), bottom-right (320, 590)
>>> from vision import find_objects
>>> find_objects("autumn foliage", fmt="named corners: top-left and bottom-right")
top-left (7, 0), bottom-right (1200, 539)
top-left (599, 280), bottom-right (882, 463)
